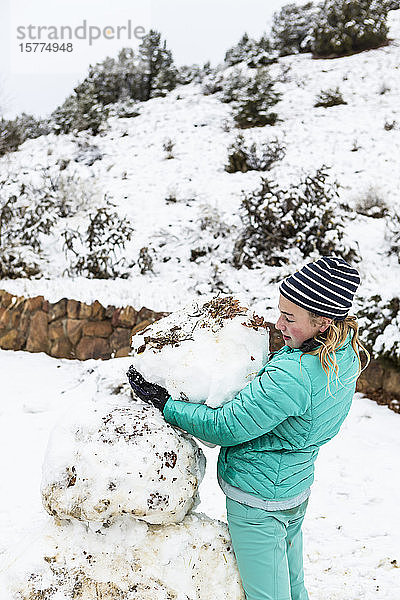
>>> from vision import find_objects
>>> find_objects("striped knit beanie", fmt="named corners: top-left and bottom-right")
top-left (279, 256), bottom-right (360, 320)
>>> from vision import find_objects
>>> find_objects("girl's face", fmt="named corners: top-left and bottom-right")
top-left (275, 294), bottom-right (331, 349)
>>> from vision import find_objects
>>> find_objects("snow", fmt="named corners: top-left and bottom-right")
top-left (1, 9), bottom-right (400, 599)
top-left (5, 513), bottom-right (243, 600)
top-left (41, 392), bottom-right (206, 526)
top-left (1, 11), bottom-right (400, 316)
top-left (130, 295), bottom-right (270, 407)
top-left (0, 348), bottom-right (399, 599)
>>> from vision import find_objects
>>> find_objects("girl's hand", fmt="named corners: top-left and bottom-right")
top-left (126, 366), bottom-right (170, 412)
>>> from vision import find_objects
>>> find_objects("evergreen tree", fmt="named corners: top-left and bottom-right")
top-left (232, 68), bottom-right (281, 128)
top-left (51, 31), bottom-right (177, 134)
top-left (137, 30), bottom-right (177, 100)
top-left (0, 113), bottom-right (50, 157)
top-left (271, 2), bottom-right (317, 56)
top-left (51, 90), bottom-right (104, 136)
top-left (313, 0), bottom-right (389, 57)
top-left (176, 64), bottom-right (203, 85)
top-left (225, 33), bottom-right (252, 66)
top-left (225, 33), bottom-right (276, 68)
top-left (384, 0), bottom-right (399, 9)
top-left (51, 49), bottom-right (138, 134)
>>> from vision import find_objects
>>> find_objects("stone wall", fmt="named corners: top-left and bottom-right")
top-left (0, 288), bottom-right (399, 414)
top-left (0, 289), bottom-right (168, 360)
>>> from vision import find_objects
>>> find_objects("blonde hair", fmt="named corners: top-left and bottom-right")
top-left (302, 313), bottom-right (370, 388)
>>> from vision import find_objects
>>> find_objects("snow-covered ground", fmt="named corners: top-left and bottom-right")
top-left (1, 13), bottom-right (400, 314)
top-left (0, 348), bottom-right (399, 599)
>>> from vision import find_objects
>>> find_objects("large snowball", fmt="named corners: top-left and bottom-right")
top-left (131, 294), bottom-right (270, 408)
top-left (5, 513), bottom-right (244, 600)
top-left (41, 393), bottom-right (205, 526)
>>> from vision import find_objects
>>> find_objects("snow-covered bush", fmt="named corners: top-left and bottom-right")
top-left (312, 0), bottom-right (389, 57)
top-left (385, 209), bottom-right (400, 261)
top-left (210, 66), bottom-right (281, 128)
top-left (162, 137), bottom-right (175, 159)
top-left (232, 167), bottom-right (359, 268)
top-left (384, 0), bottom-right (400, 9)
top-left (358, 295), bottom-right (400, 366)
top-left (43, 168), bottom-right (96, 218)
top-left (355, 187), bottom-right (389, 218)
top-left (202, 67), bottom-right (280, 128)
top-left (198, 203), bottom-right (232, 240)
top-left (225, 134), bottom-right (286, 173)
top-left (154, 201), bottom-right (233, 272)
top-left (271, 2), bottom-right (317, 56)
top-left (201, 65), bottom-right (231, 96)
top-left (176, 64), bottom-right (204, 84)
top-left (51, 94), bottom-right (105, 135)
top-left (0, 174), bottom-right (58, 278)
top-left (224, 33), bottom-right (276, 68)
top-left (138, 246), bottom-right (155, 274)
top-left (231, 68), bottom-right (281, 128)
top-left (106, 98), bottom-right (142, 119)
top-left (314, 86), bottom-right (347, 107)
top-left (61, 198), bottom-right (134, 278)
top-left (177, 204), bottom-right (233, 269)
top-left (214, 68), bottom-right (246, 104)
top-left (74, 138), bottom-right (103, 166)
top-left (0, 168), bottom-right (114, 278)
top-left (384, 119), bottom-right (397, 131)
top-left (0, 245), bottom-right (42, 280)
top-left (0, 113), bottom-right (50, 156)
top-left (51, 31), bottom-right (177, 134)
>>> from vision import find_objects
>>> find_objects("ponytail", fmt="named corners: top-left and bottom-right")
top-left (302, 314), bottom-right (370, 390)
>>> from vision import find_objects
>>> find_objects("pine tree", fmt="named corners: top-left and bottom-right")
top-left (384, 0), bottom-right (399, 9)
top-left (225, 33), bottom-right (252, 66)
top-left (225, 33), bottom-right (276, 68)
top-left (313, 0), bottom-right (389, 57)
top-left (51, 88), bottom-right (104, 135)
top-left (176, 64), bottom-right (203, 85)
top-left (51, 32), bottom-right (177, 134)
top-left (0, 113), bottom-right (49, 156)
top-left (271, 2), bottom-right (317, 56)
top-left (232, 68), bottom-right (281, 128)
top-left (137, 30), bottom-right (177, 100)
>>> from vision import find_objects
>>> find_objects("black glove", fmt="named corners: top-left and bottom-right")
top-left (126, 365), bottom-right (170, 412)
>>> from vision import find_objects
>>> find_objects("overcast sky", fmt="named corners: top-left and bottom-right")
top-left (1, 0), bottom-right (288, 118)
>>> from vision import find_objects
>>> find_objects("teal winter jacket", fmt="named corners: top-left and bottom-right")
top-left (163, 333), bottom-right (359, 501)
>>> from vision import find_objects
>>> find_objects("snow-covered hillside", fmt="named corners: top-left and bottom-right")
top-left (1, 12), bottom-right (400, 317)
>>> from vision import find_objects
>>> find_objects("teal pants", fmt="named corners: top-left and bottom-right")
top-left (226, 497), bottom-right (309, 600)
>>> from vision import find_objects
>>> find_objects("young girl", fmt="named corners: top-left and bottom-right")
top-left (127, 256), bottom-right (370, 600)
